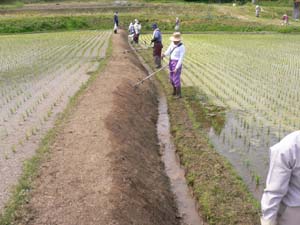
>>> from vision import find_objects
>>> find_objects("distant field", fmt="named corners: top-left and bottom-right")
top-left (0, 0), bottom-right (114, 3)
top-left (0, 30), bottom-right (111, 210)
top-left (0, 0), bottom-right (299, 33)
top-left (141, 33), bottom-right (300, 197)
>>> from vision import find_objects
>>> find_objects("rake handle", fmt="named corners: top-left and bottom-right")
top-left (134, 65), bottom-right (168, 88)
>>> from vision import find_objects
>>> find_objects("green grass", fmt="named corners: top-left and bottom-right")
top-left (0, 1), bottom-right (299, 34)
top-left (0, 35), bottom-right (112, 225)
top-left (0, 1), bottom-right (24, 9)
top-left (1, 12), bottom-right (299, 34)
top-left (0, 15), bottom-right (114, 33)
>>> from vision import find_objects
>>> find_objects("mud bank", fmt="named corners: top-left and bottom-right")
top-left (105, 36), bottom-right (180, 224)
top-left (106, 82), bottom-right (180, 225)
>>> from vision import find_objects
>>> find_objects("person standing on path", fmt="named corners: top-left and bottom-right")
top-left (133, 19), bottom-right (141, 44)
top-left (175, 17), bottom-right (180, 31)
top-left (282, 13), bottom-right (289, 25)
top-left (128, 22), bottom-right (135, 43)
top-left (150, 23), bottom-right (163, 68)
top-left (294, 0), bottom-right (300, 20)
top-left (260, 130), bottom-right (300, 225)
top-left (128, 22), bottom-right (134, 35)
top-left (113, 11), bottom-right (119, 33)
top-left (255, 5), bottom-right (261, 17)
top-left (162, 32), bottom-right (185, 98)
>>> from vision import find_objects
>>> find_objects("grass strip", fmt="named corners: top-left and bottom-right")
top-left (138, 49), bottom-right (260, 225)
top-left (1, 11), bottom-right (300, 34)
top-left (0, 33), bottom-right (112, 225)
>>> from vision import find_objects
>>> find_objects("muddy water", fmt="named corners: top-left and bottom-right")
top-left (157, 93), bottom-right (204, 225)
top-left (207, 110), bottom-right (293, 200)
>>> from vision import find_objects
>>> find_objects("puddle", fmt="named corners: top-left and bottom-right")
top-left (157, 92), bottom-right (205, 225)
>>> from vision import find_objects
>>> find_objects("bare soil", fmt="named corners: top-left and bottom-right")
top-left (14, 30), bottom-right (180, 225)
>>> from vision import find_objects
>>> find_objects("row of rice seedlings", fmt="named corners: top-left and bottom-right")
top-left (0, 31), bottom-right (101, 120)
top-left (140, 33), bottom-right (299, 190)
top-left (0, 31), bottom-right (112, 161)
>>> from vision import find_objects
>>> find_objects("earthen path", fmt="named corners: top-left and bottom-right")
top-left (15, 30), bottom-right (180, 225)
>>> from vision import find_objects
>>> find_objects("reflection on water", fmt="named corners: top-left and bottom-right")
top-left (184, 86), bottom-right (293, 200)
top-left (157, 94), bottom-right (205, 225)
top-left (207, 110), bottom-right (292, 200)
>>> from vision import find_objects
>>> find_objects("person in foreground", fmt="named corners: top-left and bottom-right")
top-left (162, 32), bottom-right (185, 98)
top-left (261, 130), bottom-right (300, 225)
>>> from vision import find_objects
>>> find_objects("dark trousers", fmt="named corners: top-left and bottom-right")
top-left (153, 42), bottom-right (163, 67)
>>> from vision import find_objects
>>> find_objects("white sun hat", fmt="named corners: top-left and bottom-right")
top-left (170, 32), bottom-right (182, 41)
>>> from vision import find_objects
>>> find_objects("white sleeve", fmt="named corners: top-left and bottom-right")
top-left (164, 44), bottom-right (172, 56)
top-left (175, 45), bottom-right (185, 70)
top-left (261, 146), bottom-right (293, 222)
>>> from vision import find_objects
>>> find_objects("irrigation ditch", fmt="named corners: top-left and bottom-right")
top-left (129, 41), bottom-right (207, 225)
top-left (135, 43), bottom-right (261, 224)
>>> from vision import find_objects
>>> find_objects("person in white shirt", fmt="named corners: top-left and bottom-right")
top-left (175, 17), bottom-right (180, 31)
top-left (133, 19), bottom-right (141, 44)
top-left (256, 5), bottom-right (261, 17)
top-left (261, 130), bottom-right (300, 225)
top-left (162, 32), bottom-right (185, 98)
top-left (128, 22), bottom-right (135, 43)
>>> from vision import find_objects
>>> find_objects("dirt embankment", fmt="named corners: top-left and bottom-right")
top-left (13, 31), bottom-right (180, 225)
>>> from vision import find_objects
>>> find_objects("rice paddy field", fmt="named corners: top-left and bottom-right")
top-left (0, 30), bottom-right (111, 209)
top-left (141, 33), bottom-right (300, 199)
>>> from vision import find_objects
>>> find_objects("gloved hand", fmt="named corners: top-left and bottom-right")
top-left (260, 217), bottom-right (277, 225)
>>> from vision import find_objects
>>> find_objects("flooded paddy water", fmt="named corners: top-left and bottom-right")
top-left (207, 109), bottom-right (292, 199)
top-left (139, 33), bottom-right (300, 200)
top-left (180, 33), bottom-right (300, 200)
top-left (0, 30), bottom-right (111, 212)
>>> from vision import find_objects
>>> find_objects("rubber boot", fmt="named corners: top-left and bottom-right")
top-left (155, 56), bottom-right (161, 68)
top-left (175, 87), bottom-right (182, 99)
top-left (172, 86), bottom-right (176, 96)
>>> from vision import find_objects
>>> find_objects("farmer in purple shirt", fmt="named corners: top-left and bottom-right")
top-left (162, 32), bottom-right (185, 98)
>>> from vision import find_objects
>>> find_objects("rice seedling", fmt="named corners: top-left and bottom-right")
top-left (0, 30), bottom-right (112, 172)
top-left (140, 33), bottom-right (300, 194)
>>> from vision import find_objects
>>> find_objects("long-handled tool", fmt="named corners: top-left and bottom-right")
top-left (122, 47), bottom-right (149, 54)
top-left (133, 64), bottom-right (168, 88)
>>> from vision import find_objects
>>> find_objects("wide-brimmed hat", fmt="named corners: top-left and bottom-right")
top-left (170, 32), bottom-right (182, 42)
